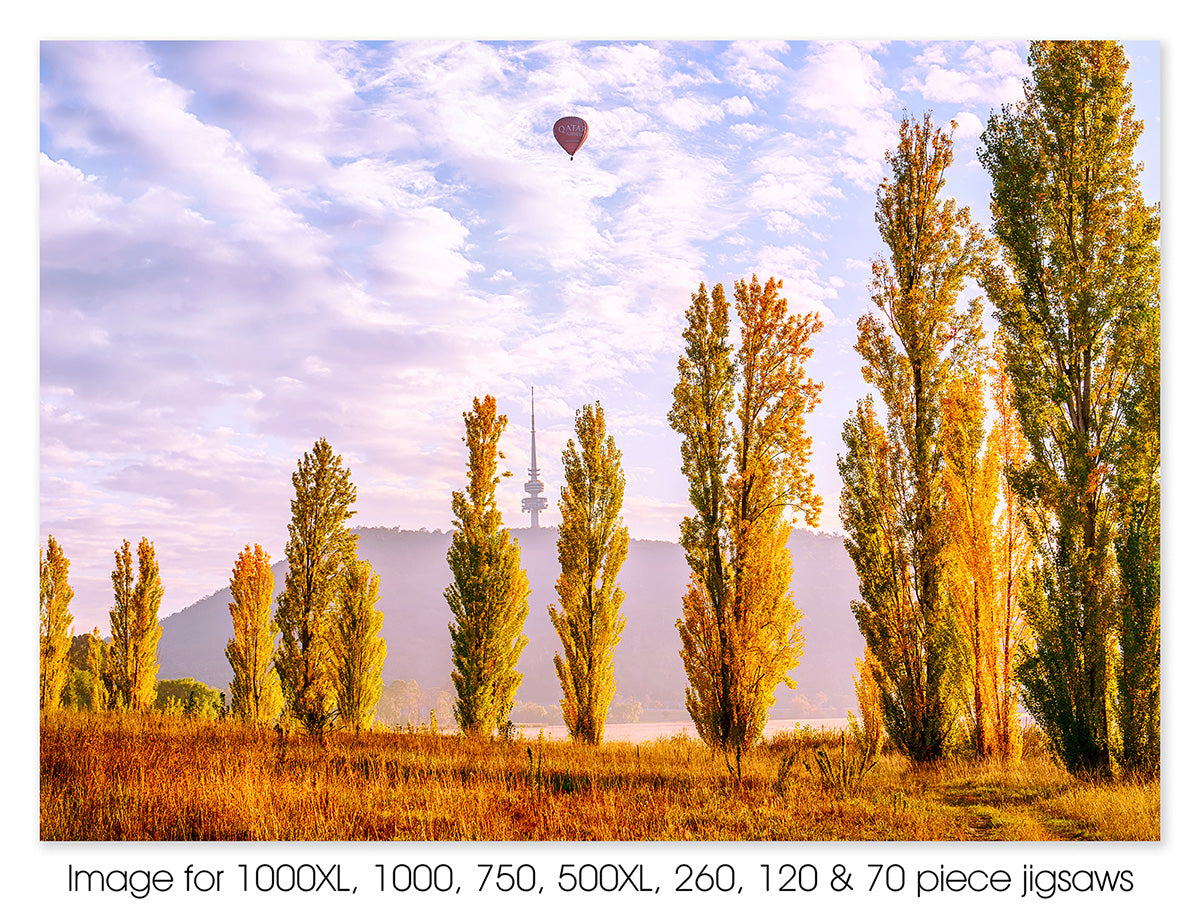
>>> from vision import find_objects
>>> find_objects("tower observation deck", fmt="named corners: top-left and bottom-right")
top-left (521, 387), bottom-right (548, 528)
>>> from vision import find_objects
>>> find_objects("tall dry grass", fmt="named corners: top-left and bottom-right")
top-left (40, 711), bottom-right (1159, 841)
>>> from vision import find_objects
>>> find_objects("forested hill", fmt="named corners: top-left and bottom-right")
top-left (156, 527), bottom-right (863, 721)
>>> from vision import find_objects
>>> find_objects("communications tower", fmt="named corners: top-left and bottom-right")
top-left (521, 387), bottom-right (548, 528)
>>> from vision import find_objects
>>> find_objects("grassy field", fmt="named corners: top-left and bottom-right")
top-left (39, 710), bottom-right (1159, 841)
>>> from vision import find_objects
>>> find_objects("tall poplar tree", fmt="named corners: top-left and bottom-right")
top-left (1113, 302), bottom-right (1159, 775)
top-left (86, 627), bottom-right (111, 712)
top-left (107, 538), bottom-right (163, 711)
top-left (980, 40), bottom-right (1160, 776)
top-left (446, 395), bottom-right (530, 736)
top-left (107, 540), bottom-right (134, 709)
top-left (938, 342), bottom-right (1032, 760)
top-left (330, 553), bottom-right (387, 734)
top-left (851, 649), bottom-right (884, 756)
top-left (40, 535), bottom-right (75, 712)
top-left (274, 438), bottom-right (358, 737)
top-left (941, 359), bottom-right (1001, 757)
top-left (226, 543), bottom-right (283, 724)
top-left (549, 402), bottom-right (629, 745)
top-left (838, 114), bottom-right (987, 763)
top-left (987, 339), bottom-right (1033, 761)
top-left (671, 275), bottom-right (823, 759)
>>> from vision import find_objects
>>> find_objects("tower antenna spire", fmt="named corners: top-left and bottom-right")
top-left (522, 386), bottom-right (548, 528)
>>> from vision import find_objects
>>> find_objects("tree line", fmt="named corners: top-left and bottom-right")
top-left (40, 41), bottom-right (1157, 779)
top-left (838, 41), bottom-right (1158, 777)
top-left (38, 401), bottom-right (629, 746)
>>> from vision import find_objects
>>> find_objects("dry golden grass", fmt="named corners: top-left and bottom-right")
top-left (40, 711), bottom-right (1159, 841)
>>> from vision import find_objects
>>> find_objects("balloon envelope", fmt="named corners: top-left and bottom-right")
top-left (553, 116), bottom-right (589, 157)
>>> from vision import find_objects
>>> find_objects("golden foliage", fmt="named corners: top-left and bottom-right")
top-left (839, 114), bottom-right (988, 762)
top-left (274, 438), bottom-right (358, 737)
top-left (851, 650), bottom-right (884, 757)
top-left (226, 544), bottom-right (283, 725)
top-left (672, 276), bottom-right (822, 756)
top-left (39, 534), bottom-right (74, 712)
top-left (330, 555), bottom-right (387, 733)
top-left (446, 395), bottom-right (530, 736)
top-left (107, 538), bottom-right (163, 712)
top-left (550, 402), bottom-right (629, 745)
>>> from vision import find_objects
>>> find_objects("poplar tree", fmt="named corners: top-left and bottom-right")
top-left (987, 340), bottom-right (1034, 761)
top-left (86, 627), bottom-right (111, 712)
top-left (274, 438), bottom-right (358, 737)
top-left (851, 649), bottom-right (884, 757)
top-left (107, 538), bottom-right (163, 711)
top-left (671, 276), bottom-right (823, 759)
top-left (446, 395), bottom-right (530, 736)
top-left (330, 553), bottom-right (387, 734)
top-left (980, 40), bottom-right (1160, 776)
top-left (1113, 301), bottom-right (1159, 775)
top-left (941, 360), bottom-right (1000, 757)
top-left (838, 114), bottom-right (987, 762)
top-left (39, 535), bottom-right (75, 712)
top-left (225, 544), bottom-right (283, 724)
top-left (549, 402), bottom-right (629, 745)
top-left (939, 343), bottom-right (1032, 760)
top-left (107, 540), bottom-right (134, 709)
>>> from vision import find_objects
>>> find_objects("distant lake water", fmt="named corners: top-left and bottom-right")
top-left (514, 718), bottom-right (849, 743)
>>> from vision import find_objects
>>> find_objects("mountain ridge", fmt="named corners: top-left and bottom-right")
top-left (156, 526), bottom-right (864, 721)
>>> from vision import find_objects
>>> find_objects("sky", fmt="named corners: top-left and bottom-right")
top-left (38, 38), bottom-right (1161, 635)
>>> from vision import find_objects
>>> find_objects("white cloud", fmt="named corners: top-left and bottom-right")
top-left (747, 150), bottom-right (845, 222)
top-left (721, 41), bottom-right (790, 95)
top-left (660, 96), bottom-right (727, 131)
top-left (904, 40), bottom-right (1028, 106)
top-left (791, 42), bottom-right (899, 189)
top-left (39, 39), bottom-right (1096, 631)
top-left (722, 95), bottom-right (754, 117)
top-left (366, 205), bottom-right (479, 304)
top-left (951, 111), bottom-right (985, 138)
top-left (745, 246), bottom-right (837, 322)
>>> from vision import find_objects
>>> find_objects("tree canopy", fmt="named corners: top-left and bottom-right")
top-left (839, 114), bottom-right (987, 762)
top-left (274, 438), bottom-right (358, 737)
top-left (980, 40), bottom-right (1160, 776)
top-left (446, 395), bottom-right (530, 736)
top-left (550, 402), bottom-right (629, 745)
top-left (672, 275), bottom-right (823, 758)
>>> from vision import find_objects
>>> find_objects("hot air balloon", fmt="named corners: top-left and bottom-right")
top-left (553, 116), bottom-right (589, 160)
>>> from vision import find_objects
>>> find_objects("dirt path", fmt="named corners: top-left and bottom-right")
top-left (940, 790), bottom-right (1070, 841)
top-left (963, 807), bottom-right (997, 840)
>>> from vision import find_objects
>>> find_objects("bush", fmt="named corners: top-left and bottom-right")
top-left (155, 678), bottom-right (225, 719)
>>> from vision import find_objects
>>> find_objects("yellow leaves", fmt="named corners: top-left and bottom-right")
top-left (39, 534), bottom-right (74, 712)
top-left (448, 394), bottom-right (530, 736)
top-left (841, 115), bottom-right (998, 762)
top-left (551, 401), bottom-right (629, 745)
top-left (226, 544), bottom-right (283, 725)
top-left (228, 544), bottom-right (274, 635)
top-left (330, 556), bottom-right (387, 733)
top-left (733, 275), bottom-right (825, 529)
top-left (107, 537), bottom-right (163, 713)
top-left (459, 394), bottom-right (510, 510)
top-left (851, 651), bottom-right (884, 757)
top-left (938, 344), bottom-right (1033, 759)
top-left (275, 439), bottom-right (359, 736)
top-left (674, 275), bottom-right (821, 753)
